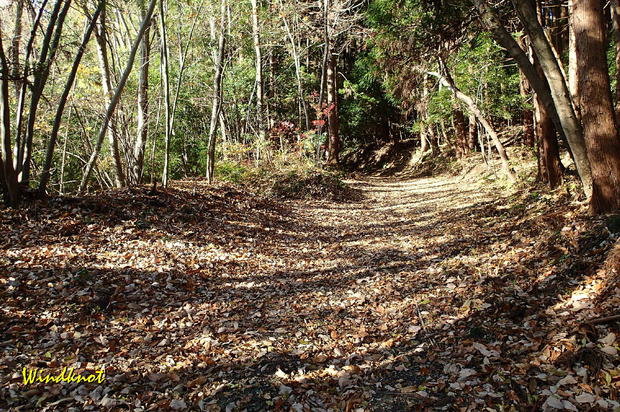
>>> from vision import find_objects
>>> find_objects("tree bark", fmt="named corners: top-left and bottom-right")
top-left (131, 0), bottom-right (152, 186)
top-left (21, 0), bottom-right (72, 186)
top-left (39, 2), bottom-right (104, 194)
top-left (428, 68), bottom-right (515, 182)
top-left (206, 0), bottom-right (227, 183)
top-left (79, 0), bottom-right (158, 193)
top-left (250, 0), bottom-right (265, 140)
top-left (573, 0), bottom-right (620, 213)
top-left (326, 52), bottom-right (340, 165)
top-left (610, 0), bottom-right (620, 123)
top-left (534, 80), bottom-right (563, 188)
top-left (453, 108), bottom-right (468, 158)
top-left (0, 26), bottom-right (19, 206)
top-left (473, 0), bottom-right (592, 195)
top-left (10, 0), bottom-right (24, 99)
top-left (93, 7), bottom-right (125, 188)
top-left (160, 0), bottom-right (172, 188)
top-left (468, 114), bottom-right (478, 152)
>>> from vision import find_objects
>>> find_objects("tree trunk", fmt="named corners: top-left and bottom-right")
top-left (39, 2), bottom-right (104, 194)
top-left (428, 68), bottom-right (515, 182)
top-left (206, 0), bottom-right (227, 183)
top-left (420, 125), bottom-right (429, 153)
top-left (250, 0), bottom-right (265, 140)
top-left (473, 0), bottom-right (592, 194)
top-left (610, 0), bottom-right (620, 123)
top-left (21, 0), bottom-right (72, 186)
top-left (518, 35), bottom-right (535, 147)
top-left (573, 0), bottom-right (620, 213)
top-left (326, 52), bottom-right (340, 165)
top-left (534, 82), bottom-right (563, 188)
top-left (10, 0), bottom-right (24, 99)
top-left (131, 0), bottom-right (152, 186)
top-left (79, 0), bottom-right (158, 193)
top-left (160, 0), bottom-right (172, 188)
top-left (93, 7), bottom-right (125, 188)
top-left (429, 125), bottom-right (439, 155)
top-left (0, 29), bottom-right (19, 206)
top-left (510, 0), bottom-right (591, 194)
top-left (453, 108), bottom-right (468, 158)
top-left (468, 115), bottom-right (478, 152)
top-left (13, 0), bottom-right (48, 172)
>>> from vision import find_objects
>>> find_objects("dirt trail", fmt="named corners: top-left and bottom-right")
top-left (2, 175), bottom-right (618, 411)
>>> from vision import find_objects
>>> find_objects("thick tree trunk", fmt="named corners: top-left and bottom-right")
top-left (429, 125), bottom-right (439, 155)
top-left (131, 0), bottom-right (152, 186)
top-left (206, 0), bottom-right (227, 183)
top-left (573, 0), bottom-right (620, 213)
top-left (510, 0), bottom-right (591, 194)
top-left (326, 52), bottom-right (340, 165)
top-left (39, 2), bottom-right (104, 194)
top-left (534, 87), bottom-right (563, 188)
top-left (473, 0), bottom-right (592, 195)
top-left (79, 0), bottom-right (158, 193)
top-left (468, 114), bottom-right (478, 152)
top-left (611, 0), bottom-right (620, 123)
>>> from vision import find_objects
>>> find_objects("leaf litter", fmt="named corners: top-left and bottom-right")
top-left (1, 176), bottom-right (619, 411)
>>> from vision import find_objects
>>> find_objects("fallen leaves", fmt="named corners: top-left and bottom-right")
top-left (0, 177), bottom-right (619, 410)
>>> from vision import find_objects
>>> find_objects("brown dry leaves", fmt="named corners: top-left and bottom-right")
top-left (0, 177), bottom-right (619, 411)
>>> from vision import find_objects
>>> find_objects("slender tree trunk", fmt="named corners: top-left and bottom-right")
top-left (21, 0), bottom-right (72, 186)
top-left (250, 0), bottom-right (265, 140)
top-left (11, 0), bottom-right (24, 99)
top-left (79, 0), bottom-right (158, 193)
top-left (326, 52), bottom-right (340, 165)
top-left (573, 0), bottom-right (620, 213)
top-left (160, 0), bottom-right (172, 188)
top-left (429, 124), bottom-right (439, 155)
top-left (420, 125), bottom-right (429, 153)
top-left (206, 0), bottom-right (227, 183)
top-left (132, 0), bottom-right (152, 186)
top-left (0, 28), bottom-right (19, 206)
top-left (518, 36), bottom-right (535, 147)
top-left (453, 108), bottom-right (468, 158)
top-left (39, 2), bottom-right (104, 194)
top-left (93, 7), bottom-right (125, 188)
top-left (428, 68), bottom-right (515, 182)
top-left (280, 4), bottom-right (310, 131)
top-left (13, 0), bottom-right (49, 172)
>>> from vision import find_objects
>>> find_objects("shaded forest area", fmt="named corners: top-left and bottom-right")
top-left (1, 0), bottom-right (620, 410)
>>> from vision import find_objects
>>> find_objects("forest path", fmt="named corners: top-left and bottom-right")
top-left (4, 174), bottom-right (616, 411)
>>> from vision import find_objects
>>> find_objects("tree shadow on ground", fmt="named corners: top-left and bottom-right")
top-left (1, 177), bottom-right (618, 410)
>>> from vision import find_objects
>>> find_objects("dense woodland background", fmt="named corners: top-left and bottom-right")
top-left (0, 0), bottom-right (620, 212)
top-left (1, 0), bottom-right (620, 410)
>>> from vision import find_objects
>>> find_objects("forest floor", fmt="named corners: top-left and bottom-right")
top-left (1, 172), bottom-right (620, 411)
